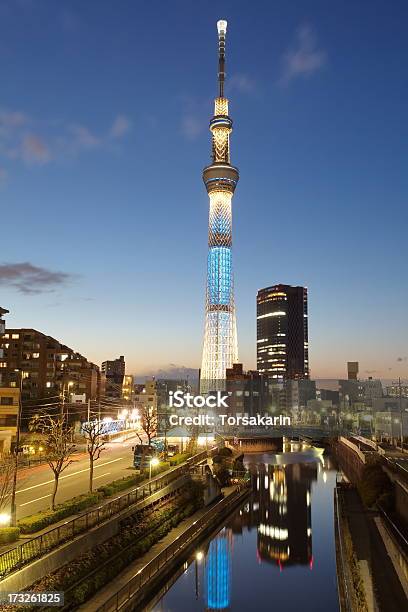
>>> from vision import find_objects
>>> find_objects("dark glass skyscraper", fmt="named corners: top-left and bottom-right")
top-left (257, 284), bottom-right (309, 380)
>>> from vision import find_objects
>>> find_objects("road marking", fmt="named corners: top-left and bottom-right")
top-left (92, 472), bottom-right (111, 481)
top-left (16, 458), bottom-right (124, 494)
top-left (19, 493), bottom-right (51, 507)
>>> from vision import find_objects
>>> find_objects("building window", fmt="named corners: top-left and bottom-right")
top-left (0, 397), bottom-right (13, 405)
top-left (11, 334), bottom-right (20, 339)
top-left (0, 415), bottom-right (17, 427)
top-left (0, 362), bottom-right (6, 368)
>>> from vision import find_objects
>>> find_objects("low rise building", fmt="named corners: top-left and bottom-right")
top-left (0, 386), bottom-right (19, 454)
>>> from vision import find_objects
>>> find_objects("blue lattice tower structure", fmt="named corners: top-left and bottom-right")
top-left (200, 20), bottom-right (239, 394)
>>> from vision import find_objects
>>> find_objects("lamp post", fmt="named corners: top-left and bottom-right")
top-left (195, 551), bottom-right (203, 599)
top-left (10, 369), bottom-right (25, 527)
top-left (61, 380), bottom-right (74, 421)
top-left (149, 456), bottom-right (159, 480)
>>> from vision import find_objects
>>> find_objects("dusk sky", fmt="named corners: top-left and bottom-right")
top-left (1, 0), bottom-right (407, 380)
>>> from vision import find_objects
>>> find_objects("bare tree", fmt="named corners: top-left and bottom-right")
top-left (0, 455), bottom-right (15, 513)
top-left (140, 405), bottom-right (157, 446)
top-left (81, 418), bottom-right (106, 492)
top-left (32, 414), bottom-right (76, 510)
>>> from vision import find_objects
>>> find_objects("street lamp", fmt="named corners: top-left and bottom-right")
top-left (149, 456), bottom-right (159, 480)
top-left (61, 380), bottom-right (74, 420)
top-left (195, 550), bottom-right (203, 599)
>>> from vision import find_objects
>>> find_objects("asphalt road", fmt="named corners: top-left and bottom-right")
top-left (15, 436), bottom-right (138, 520)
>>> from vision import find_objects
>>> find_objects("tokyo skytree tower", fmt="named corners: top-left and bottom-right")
top-left (200, 20), bottom-right (239, 394)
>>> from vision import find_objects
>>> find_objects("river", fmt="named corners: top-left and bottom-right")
top-left (147, 449), bottom-right (339, 612)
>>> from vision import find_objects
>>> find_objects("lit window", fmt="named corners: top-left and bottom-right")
top-left (11, 334), bottom-right (19, 339)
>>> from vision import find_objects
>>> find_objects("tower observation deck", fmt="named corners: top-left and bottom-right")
top-left (200, 20), bottom-right (239, 394)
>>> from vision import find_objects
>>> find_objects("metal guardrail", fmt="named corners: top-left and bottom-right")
top-left (334, 486), bottom-right (353, 612)
top-left (0, 449), bottom-right (212, 579)
top-left (97, 485), bottom-right (250, 612)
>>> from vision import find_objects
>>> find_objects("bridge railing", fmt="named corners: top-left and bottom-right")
top-left (97, 485), bottom-right (250, 612)
top-left (0, 448), bottom-right (215, 580)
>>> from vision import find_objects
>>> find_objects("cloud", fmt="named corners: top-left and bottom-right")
top-left (0, 167), bottom-right (7, 184)
top-left (69, 124), bottom-right (100, 149)
top-left (181, 116), bottom-right (203, 140)
top-left (21, 134), bottom-right (51, 164)
top-left (229, 73), bottom-right (256, 94)
top-left (110, 115), bottom-right (132, 139)
top-left (0, 110), bottom-right (28, 130)
top-left (0, 262), bottom-right (73, 294)
top-left (280, 25), bottom-right (327, 86)
top-left (0, 107), bottom-right (132, 173)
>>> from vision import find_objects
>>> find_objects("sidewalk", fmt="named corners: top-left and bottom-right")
top-left (342, 488), bottom-right (407, 612)
top-left (79, 486), bottom-right (238, 612)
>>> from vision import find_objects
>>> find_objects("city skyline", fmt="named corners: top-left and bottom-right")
top-left (1, 1), bottom-right (408, 379)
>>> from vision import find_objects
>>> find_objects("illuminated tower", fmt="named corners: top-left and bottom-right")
top-left (200, 20), bottom-right (239, 394)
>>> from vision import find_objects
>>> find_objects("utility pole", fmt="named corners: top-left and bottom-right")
top-left (10, 369), bottom-right (24, 527)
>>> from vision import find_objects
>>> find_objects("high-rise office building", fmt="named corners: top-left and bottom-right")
top-left (257, 284), bottom-right (309, 380)
top-left (200, 20), bottom-right (239, 393)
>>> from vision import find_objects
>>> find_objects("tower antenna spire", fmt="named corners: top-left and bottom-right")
top-left (217, 20), bottom-right (227, 97)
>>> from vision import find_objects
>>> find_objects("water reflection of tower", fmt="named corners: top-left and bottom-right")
top-left (240, 462), bottom-right (317, 567)
top-left (206, 528), bottom-right (233, 610)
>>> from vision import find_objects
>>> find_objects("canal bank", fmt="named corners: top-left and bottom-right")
top-left (79, 485), bottom-right (249, 612)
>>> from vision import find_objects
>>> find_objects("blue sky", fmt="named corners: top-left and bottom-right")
top-left (1, 0), bottom-right (407, 379)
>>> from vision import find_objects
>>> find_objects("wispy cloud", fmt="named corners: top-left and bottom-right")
top-left (0, 110), bottom-right (28, 130)
top-left (110, 114), bottom-right (132, 139)
top-left (181, 115), bottom-right (203, 140)
top-left (0, 108), bottom-right (132, 174)
top-left (280, 25), bottom-right (327, 86)
top-left (229, 73), bottom-right (256, 94)
top-left (69, 124), bottom-right (101, 149)
top-left (0, 262), bottom-right (73, 294)
top-left (21, 134), bottom-right (52, 164)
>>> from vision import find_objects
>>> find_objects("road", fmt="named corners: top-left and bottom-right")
top-left (15, 436), bottom-right (138, 520)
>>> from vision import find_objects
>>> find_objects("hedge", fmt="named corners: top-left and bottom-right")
top-left (96, 462), bottom-right (170, 496)
top-left (18, 460), bottom-right (175, 534)
top-left (0, 527), bottom-right (20, 544)
top-left (26, 490), bottom-right (202, 609)
top-left (169, 453), bottom-right (190, 466)
top-left (357, 462), bottom-right (393, 508)
top-left (18, 492), bottom-right (104, 534)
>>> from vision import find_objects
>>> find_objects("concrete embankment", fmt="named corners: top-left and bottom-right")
top-left (80, 486), bottom-right (250, 612)
top-left (0, 475), bottom-right (189, 594)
